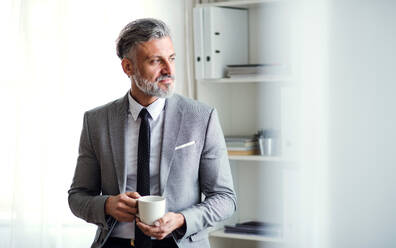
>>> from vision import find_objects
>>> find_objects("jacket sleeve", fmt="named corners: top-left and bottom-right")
top-left (179, 109), bottom-right (237, 238)
top-left (68, 112), bottom-right (114, 230)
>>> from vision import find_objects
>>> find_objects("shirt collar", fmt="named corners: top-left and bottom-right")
top-left (128, 91), bottom-right (166, 121)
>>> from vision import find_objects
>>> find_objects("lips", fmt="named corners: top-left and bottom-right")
top-left (159, 78), bottom-right (173, 84)
top-left (156, 75), bottom-right (174, 84)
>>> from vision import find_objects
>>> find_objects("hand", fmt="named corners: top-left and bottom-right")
top-left (105, 192), bottom-right (141, 222)
top-left (136, 212), bottom-right (185, 240)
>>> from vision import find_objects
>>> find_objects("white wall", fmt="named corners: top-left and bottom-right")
top-left (328, 0), bottom-right (396, 247)
top-left (295, 1), bottom-right (396, 247)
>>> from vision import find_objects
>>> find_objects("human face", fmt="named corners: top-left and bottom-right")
top-left (131, 37), bottom-right (176, 98)
top-left (132, 65), bottom-right (175, 98)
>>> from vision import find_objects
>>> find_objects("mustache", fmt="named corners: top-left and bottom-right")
top-left (156, 74), bottom-right (175, 82)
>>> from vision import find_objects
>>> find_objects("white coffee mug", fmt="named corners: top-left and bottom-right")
top-left (137, 195), bottom-right (166, 225)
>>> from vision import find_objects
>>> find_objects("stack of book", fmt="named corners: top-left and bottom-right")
top-left (225, 64), bottom-right (287, 78)
top-left (224, 221), bottom-right (282, 237)
top-left (225, 135), bottom-right (258, 155)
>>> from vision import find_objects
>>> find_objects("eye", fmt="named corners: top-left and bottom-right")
top-left (169, 56), bottom-right (176, 62)
top-left (150, 59), bottom-right (161, 64)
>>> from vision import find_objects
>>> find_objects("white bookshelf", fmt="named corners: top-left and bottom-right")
top-left (192, 0), bottom-right (296, 247)
top-left (198, 0), bottom-right (283, 8)
top-left (229, 155), bottom-right (286, 162)
top-left (210, 228), bottom-right (283, 243)
top-left (198, 75), bottom-right (292, 84)
top-left (228, 155), bottom-right (298, 171)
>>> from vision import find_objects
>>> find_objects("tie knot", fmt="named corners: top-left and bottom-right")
top-left (139, 108), bottom-right (150, 120)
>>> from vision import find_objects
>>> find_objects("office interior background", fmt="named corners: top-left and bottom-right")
top-left (0, 0), bottom-right (395, 247)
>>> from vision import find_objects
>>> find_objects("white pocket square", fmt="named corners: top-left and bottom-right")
top-left (175, 141), bottom-right (195, 150)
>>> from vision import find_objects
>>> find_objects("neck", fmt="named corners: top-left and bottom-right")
top-left (130, 87), bottom-right (159, 107)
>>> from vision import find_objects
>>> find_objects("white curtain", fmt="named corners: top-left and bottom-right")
top-left (0, 0), bottom-right (189, 247)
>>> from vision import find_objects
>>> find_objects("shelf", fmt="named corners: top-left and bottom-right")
top-left (228, 155), bottom-right (286, 162)
top-left (228, 155), bottom-right (298, 169)
top-left (210, 228), bottom-right (283, 242)
top-left (199, 75), bottom-right (291, 84)
top-left (197, 0), bottom-right (283, 8)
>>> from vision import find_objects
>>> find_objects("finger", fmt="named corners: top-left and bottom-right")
top-left (121, 204), bottom-right (138, 215)
top-left (136, 222), bottom-right (155, 237)
top-left (156, 212), bottom-right (172, 225)
top-left (155, 218), bottom-right (165, 226)
top-left (137, 221), bottom-right (162, 235)
top-left (116, 212), bottom-right (135, 222)
top-left (136, 217), bottom-right (169, 236)
top-left (152, 225), bottom-right (171, 240)
top-left (125, 191), bottom-right (141, 199)
top-left (149, 222), bottom-right (170, 237)
top-left (121, 216), bottom-right (135, 222)
top-left (121, 195), bottom-right (138, 208)
top-left (136, 220), bottom-right (153, 231)
top-left (115, 202), bottom-right (137, 215)
top-left (155, 233), bottom-right (168, 240)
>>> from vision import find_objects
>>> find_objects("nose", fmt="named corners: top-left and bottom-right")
top-left (161, 60), bottom-right (173, 75)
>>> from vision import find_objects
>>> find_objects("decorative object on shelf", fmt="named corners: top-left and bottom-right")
top-left (224, 221), bottom-right (282, 237)
top-left (256, 129), bottom-right (279, 156)
top-left (225, 135), bottom-right (258, 155)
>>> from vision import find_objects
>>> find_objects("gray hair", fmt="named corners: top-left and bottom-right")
top-left (116, 18), bottom-right (171, 60)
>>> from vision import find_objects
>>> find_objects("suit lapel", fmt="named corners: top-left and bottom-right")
top-left (108, 93), bottom-right (129, 194)
top-left (160, 96), bottom-right (183, 195)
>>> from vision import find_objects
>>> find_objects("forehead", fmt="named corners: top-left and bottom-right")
top-left (135, 37), bottom-right (175, 58)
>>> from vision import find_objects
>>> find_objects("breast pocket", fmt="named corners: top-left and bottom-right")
top-left (175, 141), bottom-right (196, 151)
top-left (174, 140), bottom-right (200, 167)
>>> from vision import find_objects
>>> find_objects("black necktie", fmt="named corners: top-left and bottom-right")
top-left (135, 108), bottom-right (152, 248)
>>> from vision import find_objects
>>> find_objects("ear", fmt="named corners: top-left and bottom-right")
top-left (121, 57), bottom-right (134, 77)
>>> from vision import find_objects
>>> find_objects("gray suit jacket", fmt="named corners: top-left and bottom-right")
top-left (68, 93), bottom-right (236, 248)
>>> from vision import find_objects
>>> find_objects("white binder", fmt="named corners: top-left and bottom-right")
top-left (193, 7), bottom-right (205, 80)
top-left (201, 7), bottom-right (248, 79)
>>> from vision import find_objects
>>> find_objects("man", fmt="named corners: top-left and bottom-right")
top-left (68, 18), bottom-right (236, 248)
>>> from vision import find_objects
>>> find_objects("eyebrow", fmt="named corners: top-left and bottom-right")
top-left (145, 53), bottom-right (176, 61)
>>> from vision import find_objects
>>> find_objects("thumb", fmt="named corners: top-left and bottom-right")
top-left (159, 212), bottom-right (173, 224)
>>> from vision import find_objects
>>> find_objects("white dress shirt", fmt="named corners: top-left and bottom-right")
top-left (111, 92), bottom-right (165, 239)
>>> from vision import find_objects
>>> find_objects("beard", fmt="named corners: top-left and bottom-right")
top-left (132, 70), bottom-right (175, 98)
